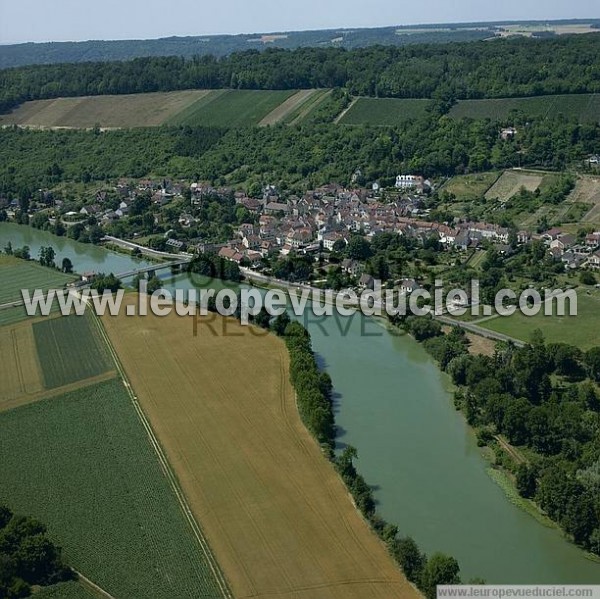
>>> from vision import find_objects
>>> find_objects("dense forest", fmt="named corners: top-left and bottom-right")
top-left (1, 112), bottom-right (599, 201)
top-left (0, 24), bottom-right (500, 69)
top-left (2, 34), bottom-right (600, 113)
top-left (0, 505), bottom-right (73, 598)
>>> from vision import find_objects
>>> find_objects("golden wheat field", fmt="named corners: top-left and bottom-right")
top-left (102, 297), bottom-right (418, 599)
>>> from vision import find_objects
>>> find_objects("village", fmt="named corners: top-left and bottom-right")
top-left (3, 170), bottom-right (600, 292)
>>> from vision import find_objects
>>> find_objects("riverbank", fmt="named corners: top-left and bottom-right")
top-left (392, 315), bottom-right (600, 565)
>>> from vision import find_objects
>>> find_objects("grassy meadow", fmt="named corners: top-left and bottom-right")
top-left (479, 287), bottom-right (600, 350)
top-left (442, 172), bottom-right (500, 201)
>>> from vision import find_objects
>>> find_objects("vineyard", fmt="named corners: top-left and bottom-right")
top-left (338, 97), bottom-right (432, 125)
top-left (449, 94), bottom-right (600, 123)
top-left (168, 89), bottom-right (297, 128)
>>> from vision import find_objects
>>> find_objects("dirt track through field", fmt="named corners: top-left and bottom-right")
top-left (259, 89), bottom-right (317, 126)
top-left (102, 298), bottom-right (418, 599)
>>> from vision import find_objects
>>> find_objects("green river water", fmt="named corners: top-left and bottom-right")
top-left (1, 222), bottom-right (599, 584)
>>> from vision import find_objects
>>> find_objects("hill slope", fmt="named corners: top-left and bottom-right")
top-left (1, 19), bottom-right (599, 68)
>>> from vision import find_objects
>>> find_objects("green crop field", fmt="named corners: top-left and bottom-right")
top-left (168, 89), bottom-right (297, 127)
top-left (282, 89), bottom-right (332, 125)
top-left (338, 97), bottom-right (432, 125)
top-left (32, 313), bottom-right (113, 389)
top-left (0, 378), bottom-right (224, 599)
top-left (449, 94), bottom-right (600, 123)
top-left (479, 288), bottom-right (600, 350)
top-left (0, 255), bottom-right (75, 305)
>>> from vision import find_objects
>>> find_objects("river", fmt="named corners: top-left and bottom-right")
top-left (2, 222), bottom-right (599, 584)
top-left (0, 222), bottom-right (155, 275)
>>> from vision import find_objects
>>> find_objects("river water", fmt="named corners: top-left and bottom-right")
top-left (2, 222), bottom-right (599, 584)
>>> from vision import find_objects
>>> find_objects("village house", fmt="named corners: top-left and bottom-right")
top-left (341, 259), bottom-right (362, 277)
top-left (358, 273), bottom-right (375, 290)
top-left (588, 250), bottom-right (600, 270)
top-left (399, 278), bottom-right (419, 294)
top-left (218, 247), bottom-right (244, 263)
top-left (500, 127), bottom-right (517, 140)
top-left (541, 227), bottom-right (563, 243)
top-left (517, 230), bottom-right (531, 244)
top-left (550, 234), bottom-right (577, 254)
top-left (585, 233), bottom-right (600, 248)
top-left (320, 231), bottom-right (346, 251)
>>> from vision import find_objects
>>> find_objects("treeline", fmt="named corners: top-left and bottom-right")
top-left (278, 319), bottom-right (467, 595)
top-left (0, 505), bottom-right (73, 598)
top-left (2, 114), bottom-right (599, 200)
top-left (0, 25), bottom-right (496, 69)
top-left (2, 34), bottom-right (600, 112)
top-left (4, 241), bottom-right (75, 274)
top-left (397, 319), bottom-right (600, 556)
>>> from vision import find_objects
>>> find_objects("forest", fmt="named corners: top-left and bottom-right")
top-left (1, 111), bottom-right (599, 203)
top-left (0, 505), bottom-right (73, 598)
top-left (1, 34), bottom-right (600, 113)
top-left (0, 24), bottom-right (500, 69)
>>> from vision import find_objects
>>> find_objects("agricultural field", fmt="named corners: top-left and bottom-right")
top-left (258, 89), bottom-right (320, 126)
top-left (569, 175), bottom-right (600, 227)
top-left (485, 170), bottom-right (543, 202)
top-left (103, 297), bottom-right (417, 599)
top-left (282, 89), bottom-right (332, 125)
top-left (167, 89), bottom-right (297, 128)
top-left (338, 97), bottom-right (432, 125)
top-left (449, 94), bottom-right (600, 123)
top-left (0, 312), bottom-right (117, 413)
top-left (442, 172), bottom-right (500, 202)
top-left (0, 90), bottom-right (210, 128)
top-left (0, 254), bottom-right (75, 305)
top-left (32, 313), bottom-right (114, 389)
top-left (479, 287), bottom-right (600, 350)
top-left (0, 377), bottom-right (226, 599)
top-left (0, 318), bottom-right (44, 410)
top-left (495, 23), bottom-right (600, 37)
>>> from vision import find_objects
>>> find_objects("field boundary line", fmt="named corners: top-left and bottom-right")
top-left (334, 97), bottom-right (358, 124)
top-left (288, 89), bottom-right (331, 125)
top-left (90, 311), bottom-right (233, 599)
top-left (73, 570), bottom-right (116, 599)
top-left (0, 370), bottom-right (118, 415)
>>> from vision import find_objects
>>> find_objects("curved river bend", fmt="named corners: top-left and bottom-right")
top-left (1, 223), bottom-right (599, 583)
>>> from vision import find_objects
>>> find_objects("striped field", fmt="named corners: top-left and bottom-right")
top-left (449, 94), bottom-right (600, 123)
top-left (338, 97), bottom-right (432, 125)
